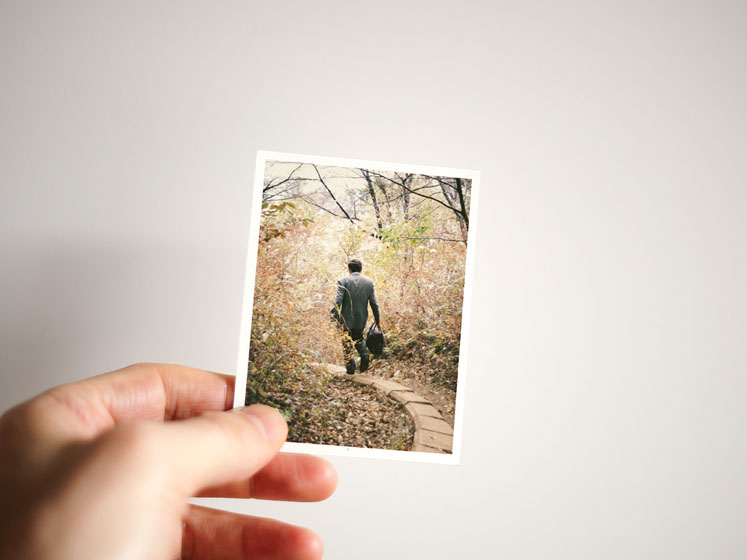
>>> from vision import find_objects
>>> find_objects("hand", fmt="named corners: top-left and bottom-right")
top-left (0, 363), bottom-right (337, 560)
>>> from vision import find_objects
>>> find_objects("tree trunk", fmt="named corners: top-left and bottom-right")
top-left (362, 169), bottom-right (383, 233)
top-left (401, 174), bottom-right (411, 223)
top-left (378, 182), bottom-right (393, 222)
top-left (440, 179), bottom-right (468, 241)
top-left (455, 178), bottom-right (469, 231)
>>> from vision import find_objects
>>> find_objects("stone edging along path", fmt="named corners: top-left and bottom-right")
top-left (321, 363), bottom-right (453, 454)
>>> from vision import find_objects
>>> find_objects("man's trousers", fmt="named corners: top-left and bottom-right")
top-left (341, 327), bottom-right (370, 373)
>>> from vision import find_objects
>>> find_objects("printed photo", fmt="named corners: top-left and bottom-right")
top-left (235, 152), bottom-right (479, 463)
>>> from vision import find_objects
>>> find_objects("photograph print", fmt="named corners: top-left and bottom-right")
top-left (236, 152), bottom-right (479, 462)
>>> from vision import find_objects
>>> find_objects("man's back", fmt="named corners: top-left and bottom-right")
top-left (335, 272), bottom-right (379, 331)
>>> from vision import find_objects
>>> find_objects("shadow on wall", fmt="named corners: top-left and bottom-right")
top-left (0, 237), bottom-right (242, 412)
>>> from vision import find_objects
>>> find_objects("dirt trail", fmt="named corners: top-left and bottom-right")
top-left (364, 358), bottom-right (457, 427)
top-left (281, 363), bottom-right (414, 450)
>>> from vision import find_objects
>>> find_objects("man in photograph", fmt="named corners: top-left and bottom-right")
top-left (331, 258), bottom-right (381, 374)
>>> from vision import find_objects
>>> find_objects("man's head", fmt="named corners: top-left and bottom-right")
top-left (347, 258), bottom-right (362, 273)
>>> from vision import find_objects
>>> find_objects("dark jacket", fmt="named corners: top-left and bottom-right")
top-left (332, 272), bottom-right (380, 331)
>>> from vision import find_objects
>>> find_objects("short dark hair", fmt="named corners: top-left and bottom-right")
top-left (348, 258), bottom-right (362, 273)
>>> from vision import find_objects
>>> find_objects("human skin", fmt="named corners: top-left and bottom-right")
top-left (0, 363), bottom-right (338, 560)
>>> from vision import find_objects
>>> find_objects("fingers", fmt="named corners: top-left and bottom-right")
top-left (160, 404), bottom-right (288, 494)
top-left (73, 362), bottom-right (234, 421)
top-left (21, 363), bottom-right (235, 440)
top-left (182, 505), bottom-right (324, 560)
top-left (196, 453), bottom-right (338, 502)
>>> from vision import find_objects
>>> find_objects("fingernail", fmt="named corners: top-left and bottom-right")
top-left (237, 404), bottom-right (287, 443)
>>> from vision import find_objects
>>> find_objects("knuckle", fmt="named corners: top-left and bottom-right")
top-left (129, 361), bottom-right (157, 373)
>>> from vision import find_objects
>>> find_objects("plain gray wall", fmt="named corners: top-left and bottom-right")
top-left (2, 1), bottom-right (746, 558)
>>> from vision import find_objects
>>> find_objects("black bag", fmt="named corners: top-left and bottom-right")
top-left (365, 323), bottom-right (385, 356)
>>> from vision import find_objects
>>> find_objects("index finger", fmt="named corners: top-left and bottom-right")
top-left (23, 363), bottom-right (235, 439)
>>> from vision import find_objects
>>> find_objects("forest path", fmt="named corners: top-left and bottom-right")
top-left (320, 363), bottom-right (454, 454)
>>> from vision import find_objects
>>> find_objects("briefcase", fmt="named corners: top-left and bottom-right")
top-left (365, 324), bottom-right (385, 356)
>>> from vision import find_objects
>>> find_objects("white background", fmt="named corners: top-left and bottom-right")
top-left (1, 1), bottom-right (746, 558)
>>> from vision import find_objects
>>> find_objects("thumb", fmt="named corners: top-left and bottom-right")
top-left (158, 404), bottom-right (288, 494)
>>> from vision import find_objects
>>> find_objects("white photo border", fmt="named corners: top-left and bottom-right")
top-left (234, 150), bottom-right (481, 465)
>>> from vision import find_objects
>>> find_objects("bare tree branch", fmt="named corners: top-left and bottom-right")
top-left (367, 171), bottom-right (458, 214)
top-left (263, 181), bottom-right (302, 202)
top-left (312, 164), bottom-right (355, 224)
top-left (264, 163), bottom-right (304, 193)
top-left (299, 195), bottom-right (357, 221)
